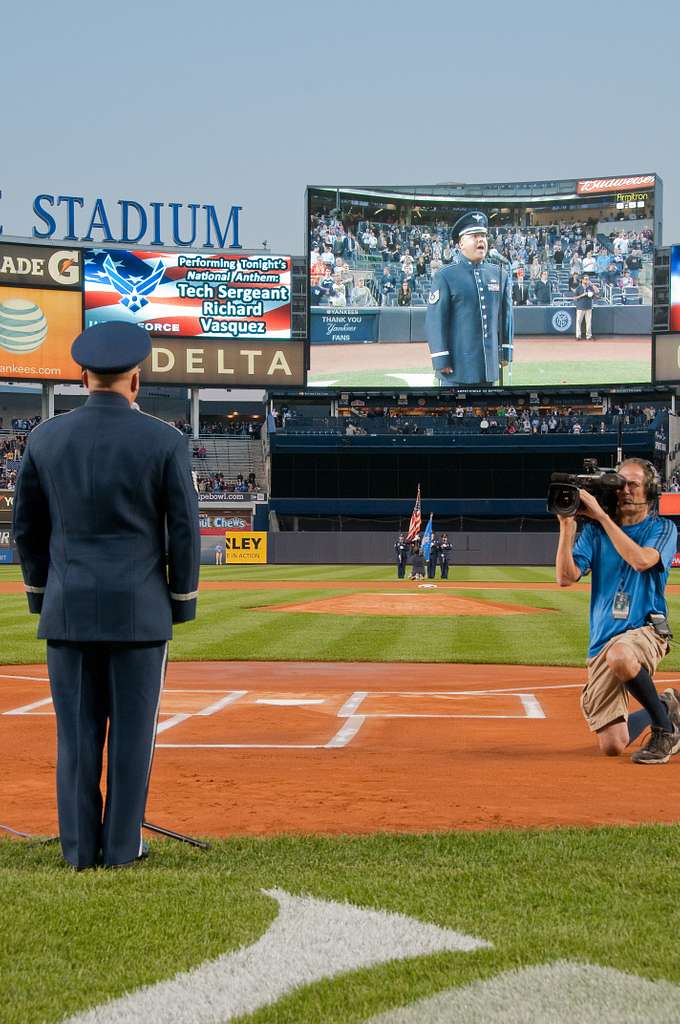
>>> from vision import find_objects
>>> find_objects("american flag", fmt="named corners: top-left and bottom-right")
top-left (406, 484), bottom-right (422, 541)
top-left (82, 249), bottom-right (292, 339)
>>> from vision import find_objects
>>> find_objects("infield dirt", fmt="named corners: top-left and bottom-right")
top-left (3, 660), bottom-right (680, 839)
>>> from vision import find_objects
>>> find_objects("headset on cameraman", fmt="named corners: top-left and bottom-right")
top-left (615, 458), bottom-right (661, 508)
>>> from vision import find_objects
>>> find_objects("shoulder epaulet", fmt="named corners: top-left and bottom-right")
top-left (135, 409), bottom-right (185, 435)
top-left (27, 408), bottom-right (77, 437)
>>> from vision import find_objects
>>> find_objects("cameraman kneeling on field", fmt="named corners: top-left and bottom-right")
top-left (555, 458), bottom-right (680, 764)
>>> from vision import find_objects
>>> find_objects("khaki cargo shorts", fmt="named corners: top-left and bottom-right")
top-left (581, 625), bottom-right (670, 732)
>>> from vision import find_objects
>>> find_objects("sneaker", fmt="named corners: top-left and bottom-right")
top-left (660, 688), bottom-right (680, 752)
top-left (631, 726), bottom-right (677, 764)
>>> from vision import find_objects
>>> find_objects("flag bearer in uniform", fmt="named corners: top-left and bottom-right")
top-left (439, 533), bottom-right (453, 578)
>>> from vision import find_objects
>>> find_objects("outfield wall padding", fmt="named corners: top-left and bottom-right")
top-left (267, 531), bottom-right (559, 565)
top-left (311, 304), bottom-right (651, 343)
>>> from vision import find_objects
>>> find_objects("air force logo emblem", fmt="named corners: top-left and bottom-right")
top-left (102, 255), bottom-right (166, 314)
top-left (428, 289), bottom-right (440, 304)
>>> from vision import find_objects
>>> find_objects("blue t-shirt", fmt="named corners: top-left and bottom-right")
top-left (572, 513), bottom-right (677, 657)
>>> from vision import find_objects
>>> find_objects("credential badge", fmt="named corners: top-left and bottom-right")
top-left (428, 289), bottom-right (440, 304)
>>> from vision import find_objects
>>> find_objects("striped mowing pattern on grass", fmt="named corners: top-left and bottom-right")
top-left (3, 563), bottom-right (680, 669)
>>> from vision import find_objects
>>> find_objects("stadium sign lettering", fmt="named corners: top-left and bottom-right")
top-left (0, 490), bottom-right (14, 524)
top-left (0, 243), bottom-right (81, 288)
top-left (151, 346), bottom-right (292, 376)
top-left (576, 175), bottom-right (655, 195)
top-left (199, 493), bottom-right (255, 503)
top-left (0, 193), bottom-right (242, 248)
top-left (226, 536), bottom-right (261, 550)
top-left (615, 192), bottom-right (649, 203)
top-left (140, 339), bottom-right (304, 387)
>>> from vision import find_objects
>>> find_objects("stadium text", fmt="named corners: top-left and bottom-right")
top-left (0, 193), bottom-right (242, 248)
top-left (151, 347), bottom-right (292, 375)
top-left (576, 175), bottom-right (655, 195)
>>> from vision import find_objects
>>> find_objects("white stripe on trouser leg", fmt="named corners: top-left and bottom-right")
top-left (138, 642), bottom-right (168, 857)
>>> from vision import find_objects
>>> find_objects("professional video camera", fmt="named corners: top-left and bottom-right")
top-left (547, 458), bottom-right (625, 519)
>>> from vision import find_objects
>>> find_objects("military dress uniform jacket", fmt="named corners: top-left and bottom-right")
top-left (12, 392), bottom-right (200, 641)
top-left (426, 255), bottom-right (513, 384)
top-left (394, 540), bottom-right (409, 563)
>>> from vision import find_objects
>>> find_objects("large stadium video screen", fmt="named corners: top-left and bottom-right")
top-left (84, 249), bottom-right (292, 338)
top-left (307, 177), bottom-right (658, 388)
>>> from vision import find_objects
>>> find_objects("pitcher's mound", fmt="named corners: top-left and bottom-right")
top-left (261, 593), bottom-right (554, 617)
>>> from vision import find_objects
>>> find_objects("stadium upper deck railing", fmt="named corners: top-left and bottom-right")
top-left (276, 415), bottom-right (659, 437)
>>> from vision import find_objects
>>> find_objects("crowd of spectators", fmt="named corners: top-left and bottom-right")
top-left (0, 421), bottom-right (39, 489)
top-left (282, 402), bottom-right (661, 438)
top-left (9, 416), bottom-right (42, 432)
top-left (195, 473), bottom-right (259, 495)
top-left (0, 434), bottom-right (28, 489)
top-left (198, 417), bottom-right (261, 438)
top-left (167, 416), bottom-right (263, 438)
top-left (667, 471), bottom-right (680, 492)
top-left (310, 211), bottom-right (652, 308)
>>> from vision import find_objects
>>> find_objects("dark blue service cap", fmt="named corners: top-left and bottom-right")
top-left (71, 322), bottom-right (151, 373)
top-left (452, 211), bottom-right (488, 242)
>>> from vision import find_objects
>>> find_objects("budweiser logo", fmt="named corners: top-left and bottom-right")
top-left (576, 175), bottom-right (655, 195)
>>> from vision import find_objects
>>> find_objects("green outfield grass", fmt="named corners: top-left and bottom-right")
top-left (3, 564), bottom-right (680, 669)
top-left (307, 360), bottom-right (649, 388)
top-left (2, 827), bottom-right (680, 1024)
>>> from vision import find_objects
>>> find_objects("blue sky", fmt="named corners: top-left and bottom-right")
top-left (2, 0), bottom-right (678, 253)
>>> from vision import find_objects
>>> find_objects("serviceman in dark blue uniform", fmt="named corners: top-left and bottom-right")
top-left (394, 533), bottom-right (409, 579)
top-left (12, 322), bottom-right (200, 870)
top-left (439, 533), bottom-right (453, 579)
top-left (427, 534), bottom-right (441, 579)
top-left (425, 212), bottom-right (513, 385)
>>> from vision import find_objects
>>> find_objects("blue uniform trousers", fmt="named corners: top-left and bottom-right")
top-left (46, 640), bottom-right (167, 869)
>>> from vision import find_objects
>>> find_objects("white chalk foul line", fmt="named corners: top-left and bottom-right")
top-left (337, 690), bottom-right (369, 717)
top-left (257, 698), bottom-right (326, 706)
top-left (326, 691), bottom-right (370, 748)
top-left (155, 713), bottom-right (191, 735)
top-left (0, 673), bottom-right (49, 682)
top-left (326, 716), bottom-right (366, 748)
top-left (156, 691), bottom-right (248, 735)
top-left (155, 743), bottom-right (323, 749)
top-left (519, 694), bottom-right (546, 719)
top-left (196, 691), bottom-right (248, 715)
top-left (63, 888), bottom-right (490, 1024)
top-left (3, 696), bottom-right (53, 715)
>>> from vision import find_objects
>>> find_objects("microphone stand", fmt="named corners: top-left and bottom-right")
top-left (143, 819), bottom-right (209, 850)
top-left (0, 820), bottom-right (210, 851)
